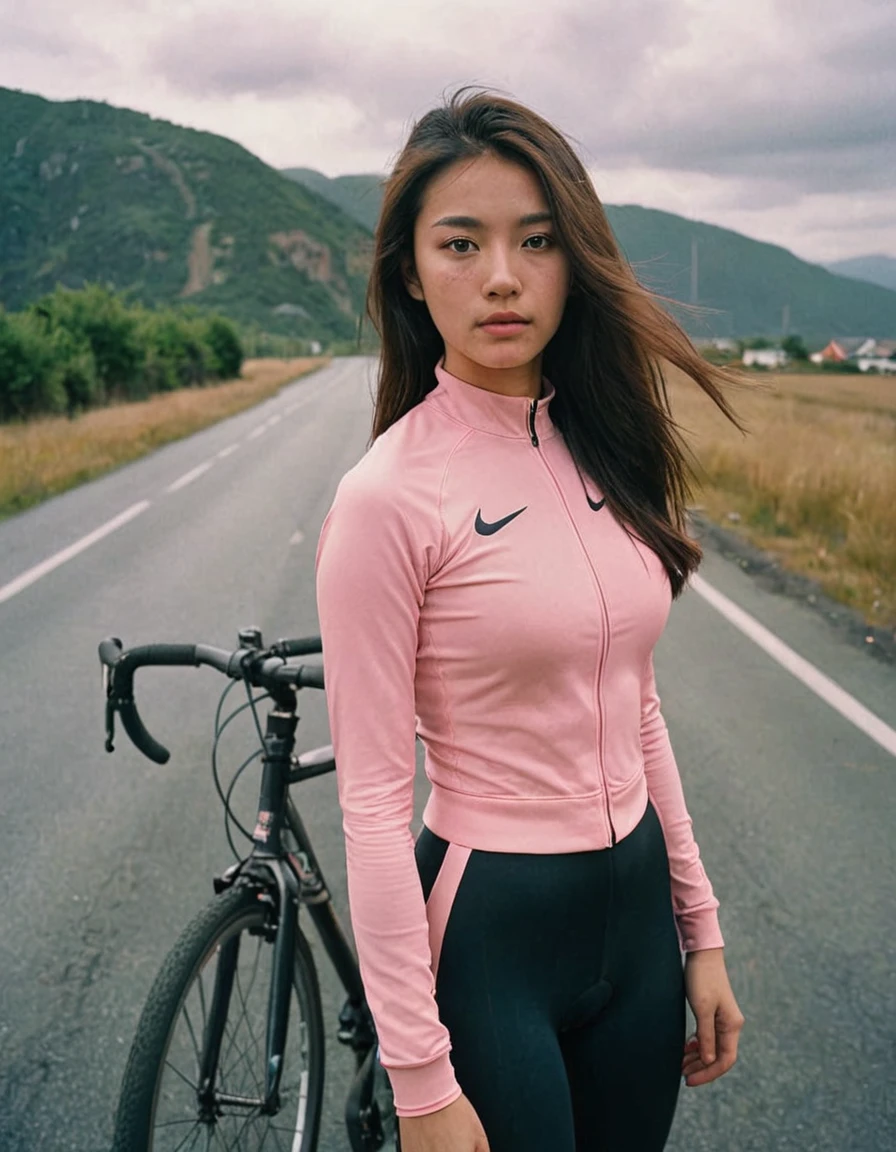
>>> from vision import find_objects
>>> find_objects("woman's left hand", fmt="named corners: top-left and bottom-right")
top-left (681, 947), bottom-right (744, 1087)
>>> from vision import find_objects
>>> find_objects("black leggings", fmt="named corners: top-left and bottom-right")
top-left (414, 802), bottom-right (685, 1152)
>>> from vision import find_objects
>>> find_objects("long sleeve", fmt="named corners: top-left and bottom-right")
top-left (640, 653), bottom-right (725, 953)
top-left (314, 470), bottom-right (461, 1117)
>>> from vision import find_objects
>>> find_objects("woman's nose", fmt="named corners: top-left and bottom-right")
top-left (482, 249), bottom-right (522, 297)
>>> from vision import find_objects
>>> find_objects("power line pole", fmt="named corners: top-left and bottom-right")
top-left (690, 238), bottom-right (699, 304)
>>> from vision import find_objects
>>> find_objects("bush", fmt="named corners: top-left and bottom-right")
top-left (820, 360), bottom-right (862, 374)
top-left (137, 309), bottom-right (209, 392)
top-left (30, 285), bottom-right (144, 395)
top-left (1, 287), bottom-right (246, 421)
top-left (49, 326), bottom-right (100, 413)
top-left (782, 334), bottom-right (809, 361)
top-left (0, 310), bottom-right (67, 419)
top-left (203, 316), bottom-right (243, 379)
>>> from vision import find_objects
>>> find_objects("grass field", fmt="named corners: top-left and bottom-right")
top-left (669, 368), bottom-right (896, 630)
top-left (2, 358), bottom-right (893, 632)
top-left (0, 357), bottom-right (328, 521)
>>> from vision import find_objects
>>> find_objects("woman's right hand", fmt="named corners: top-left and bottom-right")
top-left (398, 1092), bottom-right (490, 1152)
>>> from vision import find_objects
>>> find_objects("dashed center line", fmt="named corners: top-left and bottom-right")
top-left (0, 384), bottom-right (328, 607)
top-left (166, 461), bottom-right (214, 493)
top-left (0, 501), bottom-right (151, 605)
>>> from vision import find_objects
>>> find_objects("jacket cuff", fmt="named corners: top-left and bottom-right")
top-left (388, 1051), bottom-right (462, 1118)
top-left (677, 906), bottom-right (725, 953)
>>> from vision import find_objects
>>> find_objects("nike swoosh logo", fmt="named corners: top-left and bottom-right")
top-left (475, 506), bottom-right (527, 536)
top-left (587, 494), bottom-right (606, 512)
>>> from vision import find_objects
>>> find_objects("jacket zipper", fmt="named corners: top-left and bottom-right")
top-left (526, 399), bottom-right (616, 845)
top-left (528, 399), bottom-right (539, 446)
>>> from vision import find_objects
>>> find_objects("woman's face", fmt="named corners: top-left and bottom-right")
top-left (404, 151), bottom-right (571, 397)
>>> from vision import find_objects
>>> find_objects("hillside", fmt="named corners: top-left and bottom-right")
top-left (283, 168), bottom-right (896, 345)
top-left (281, 168), bottom-right (383, 234)
top-left (824, 254), bottom-right (896, 293)
top-left (0, 88), bottom-right (373, 340)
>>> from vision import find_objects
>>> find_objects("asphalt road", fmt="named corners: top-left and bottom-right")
top-left (0, 356), bottom-right (893, 1152)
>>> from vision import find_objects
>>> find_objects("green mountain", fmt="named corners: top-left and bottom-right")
top-left (823, 254), bottom-right (896, 293)
top-left (3, 82), bottom-right (892, 349)
top-left (283, 168), bottom-right (896, 346)
top-left (0, 88), bottom-right (373, 340)
top-left (281, 168), bottom-right (383, 234)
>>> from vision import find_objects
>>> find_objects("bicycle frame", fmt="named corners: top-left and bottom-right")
top-left (203, 686), bottom-right (373, 1119)
top-left (99, 630), bottom-right (395, 1148)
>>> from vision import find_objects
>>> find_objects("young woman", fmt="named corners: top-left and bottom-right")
top-left (315, 89), bottom-right (745, 1152)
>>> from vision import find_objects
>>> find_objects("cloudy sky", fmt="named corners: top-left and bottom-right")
top-left (2, 0), bottom-right (894, 263)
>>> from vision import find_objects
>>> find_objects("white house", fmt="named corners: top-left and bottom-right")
top-left (857, 357), bottom-right (896, 374)
top-left (743, 348), bottom-right (788, 368)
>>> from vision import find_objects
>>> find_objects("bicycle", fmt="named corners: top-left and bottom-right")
top-left (99, 627), bottom-right (400, 1152)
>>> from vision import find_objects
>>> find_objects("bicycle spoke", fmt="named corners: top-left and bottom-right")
top-left (256, 1120), bottom-right (276, 1152)
top-left (164, 1057), bottom-right (199, 1092)
top-left (221, 946), bottom-right (265, 1098)
top-left (181, 999), bottom-right (203, 1075)
top-left (127, 895), bottom-right (321, 1152)
top-left (226, 1108), bottom-right (260, 1152)
top-left (169, 1121), bottom-right (204, 1152)
top-left (222, 937), bottom-right (265, 1080)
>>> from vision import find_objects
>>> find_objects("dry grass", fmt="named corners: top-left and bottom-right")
top-left (0, 357), bottom-right (329, 520)
top-left (668, 368), bottom-right (896, 629)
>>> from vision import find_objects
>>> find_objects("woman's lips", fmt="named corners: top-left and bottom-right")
top-left (480, 321), bottom-right (530, 336)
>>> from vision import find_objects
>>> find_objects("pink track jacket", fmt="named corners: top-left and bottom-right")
top-left (315, 360), bottom-right (724, 1116)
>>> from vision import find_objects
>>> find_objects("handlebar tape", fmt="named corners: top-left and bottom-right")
top-left (119, 701), bottom-right (171, 765)
top-left (297, 665), bottom-right (325, 690)
top-left (100, 643), bottom-right (199, 764)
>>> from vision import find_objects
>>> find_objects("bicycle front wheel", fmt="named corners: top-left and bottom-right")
top-left (113, 884), bottom-right (325, 1152)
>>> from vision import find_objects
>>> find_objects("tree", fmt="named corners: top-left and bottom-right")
top-left (782, 335), bottom-right (809, 361)
top-left (203, 316), bottom-right (244, 380)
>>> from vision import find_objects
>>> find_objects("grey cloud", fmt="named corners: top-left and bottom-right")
top-left (1, 18), bottom-right (110, 60)
top-left (535, 3), bottom-right (896, 205)
top-left (148, 8), bottom-right (468, 122)
top-left (145, 0), bottom-right (895, 210)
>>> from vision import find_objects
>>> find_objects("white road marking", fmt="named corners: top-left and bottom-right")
top-left (247, 424), bottom-right (267, 440)
top-left (165, 461), bottom-right (213, 493)
top-left (0, 501), bottom-right (151, 605)
top-left (265, 414), bottom-right (281, 428)
top-left (284, 403), bottom-right (299, 415)
top-left (216, 444), bottom-right (240, 459)
top-left (289, 530), bottom-right (305, 546)
top-left (690, 574), bottom-right (896, 758)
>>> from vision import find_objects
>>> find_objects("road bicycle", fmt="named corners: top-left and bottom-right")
top-left (99, 628), bottom-right (399, 1151)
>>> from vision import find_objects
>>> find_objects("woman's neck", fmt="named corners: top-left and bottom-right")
top-left (441, 352), bottom-right (543, 400)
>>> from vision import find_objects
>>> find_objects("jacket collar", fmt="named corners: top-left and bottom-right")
top-left (427, 359), bottom-right (557, 441)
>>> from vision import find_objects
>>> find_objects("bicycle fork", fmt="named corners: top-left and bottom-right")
top-left (200, 860), bottom-right (300, 1117)
top-left (199, 702), bottom-right (302, 1117)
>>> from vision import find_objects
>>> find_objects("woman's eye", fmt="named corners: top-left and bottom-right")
top-left (446, 238), bottom-right (475, 254)
top-left (524, 234), bottom-right (553, 250)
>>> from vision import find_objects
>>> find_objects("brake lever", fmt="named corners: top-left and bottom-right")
top-left (105, 696), bottom-right (117, 753)
top-left (100, 636), bottom-right (123, 754)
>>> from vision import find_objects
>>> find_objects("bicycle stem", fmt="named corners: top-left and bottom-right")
top-left (253, 705), bottom-right (298, 856)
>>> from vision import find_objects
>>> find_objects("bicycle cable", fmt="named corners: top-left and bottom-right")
top-left (211, 678), bottom-right (273, 858)
top-left (222, 748), bottom-right (264, 858)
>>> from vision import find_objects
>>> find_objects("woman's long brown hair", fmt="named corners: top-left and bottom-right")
top-left (366, 87), bottom-right (744, 597)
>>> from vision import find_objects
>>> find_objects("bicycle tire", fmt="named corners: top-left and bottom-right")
top-left (112, 884), bottom-right (325, 1152)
